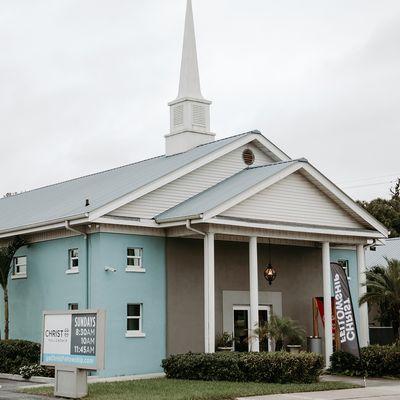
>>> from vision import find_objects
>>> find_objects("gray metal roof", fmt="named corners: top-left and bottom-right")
top-left (155, 159), bottom-right (300, 223)
top-left (365, 238), bottom-right (400, 268)
top-left (0, 132), bottom-right (253, 233)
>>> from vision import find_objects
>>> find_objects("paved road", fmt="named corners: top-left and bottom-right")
top-left (0, 379), bottom-right (54, 400)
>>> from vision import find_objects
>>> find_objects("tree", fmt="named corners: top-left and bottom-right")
top-left (358, 178), bottom-right (400, 238)
top-left (255, 315), bottom-right (305, 351)
top-left (0, 237), bottom-right (26, 339)
top-left (359, 258), bottom-right (400, 340)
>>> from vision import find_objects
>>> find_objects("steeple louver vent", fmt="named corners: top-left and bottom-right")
top-left (192, 103), bottom-right (206, 127)
top-left (173, 104), bottom-right (184, 127)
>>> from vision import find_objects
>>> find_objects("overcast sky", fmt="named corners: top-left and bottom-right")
top-left (1, 0), bottom-right (399, 201)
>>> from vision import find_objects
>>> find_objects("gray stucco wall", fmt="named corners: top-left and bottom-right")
top-left (166, 238), bottom-right (325, 355)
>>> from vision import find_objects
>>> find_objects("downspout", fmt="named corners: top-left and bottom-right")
top-left (65, 221), bottom-right (89, 309)
top-left (185, 219), bottom-right (206, 237)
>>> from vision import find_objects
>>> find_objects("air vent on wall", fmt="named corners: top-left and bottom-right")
top-left (242, 149), bottom-right (255, 166)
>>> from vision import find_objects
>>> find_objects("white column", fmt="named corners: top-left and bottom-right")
top-left (203, 234), bottom-right (209, 353)
top-left (204, 233), bottom-right (215, 353)
top-left (249, 236), bottom-right (260, 352)
top-left (208, 232), bottom-right (215, 353)
top-left (322, 242), bottom-right (333, 369)
top-left (357, 244), bottom-right (369, 347)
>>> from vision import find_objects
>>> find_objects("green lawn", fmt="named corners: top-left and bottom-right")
top-left (23, 378), bottom-right (358, 400)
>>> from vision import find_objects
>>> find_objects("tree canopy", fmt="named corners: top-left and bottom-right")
top-left (358, 178), bottom-right (400, 238)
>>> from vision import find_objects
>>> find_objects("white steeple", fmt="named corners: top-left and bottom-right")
top-left (165, 0), bottom-right (214, 156)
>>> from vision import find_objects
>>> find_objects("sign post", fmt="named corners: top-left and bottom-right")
top-left (41, 310), bottom-right (106, 399)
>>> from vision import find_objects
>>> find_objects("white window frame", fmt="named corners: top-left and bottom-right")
top-left (66, 249), bottom-right (79, 274)
top-left (11, 256), bottom-right (27, 279)
top-left (125, 303), bottom-right (145, 338)
top-left (232, 305), bottom-right (272, 352)
top-left (126, 248), bottom-right (145, 273)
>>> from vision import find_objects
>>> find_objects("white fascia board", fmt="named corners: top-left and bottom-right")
top-left (93, 217), bottom-right (184, 229)
top-left (202, 162), bottom-right (302, 221)
top-left (252, 134), bottom-right (291, 162)
top-left (0, 214), bottom-right (88, 239)
top-left (300, 164), bottom-right (389, 237)
top-left (207, 217), bottom-right (386, 239)
top-left (0, 222), bottom-right (66, 239)
top-left (88, 132), bottom-right (291, 221)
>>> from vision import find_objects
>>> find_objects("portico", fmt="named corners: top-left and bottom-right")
top-left (165, 218), bottom-right (379, 367)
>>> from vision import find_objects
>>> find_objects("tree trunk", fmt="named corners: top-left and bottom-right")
top-left (4, 287), bottom-right (9, 340)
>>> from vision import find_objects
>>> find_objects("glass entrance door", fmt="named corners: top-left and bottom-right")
top-left (233, 306), bottom-right (271, 352)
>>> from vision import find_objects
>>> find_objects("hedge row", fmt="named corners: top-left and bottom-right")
top-left (331, 345), bottom-right (400, 377)
top-left (162, 352), bottom-right (323, 383)
top-left (0, 340), bottom-right (41, 374)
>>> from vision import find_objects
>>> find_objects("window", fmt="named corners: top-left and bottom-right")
top-left (68, 303), bottom-right (79, 310)
top-left (126, 248), bottom-right (145, 272)
top-left (338, 259), bottom-right (350, 278)
top-left (67, 249), bottom-right (79, 274)
top-left (126, 304), bottom-right (145, 337)
top-left (12, 256), bottom-right (27, 279)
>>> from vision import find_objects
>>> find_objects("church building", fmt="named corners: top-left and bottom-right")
top-left (0, 0), bottom-right (387, 377)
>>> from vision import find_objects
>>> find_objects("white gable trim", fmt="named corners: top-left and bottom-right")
top-left (201, 162), bottom-right (303, 220)
top-left (191, 163), bottom-right (388, 237)
top-left (299, 163), bottom-right (388, 236)
top-left (88, 132), bottom-right (290, 221)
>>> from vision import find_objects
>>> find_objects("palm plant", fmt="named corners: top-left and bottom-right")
top-left (255, 315), bottom-right (305, 351)
top-left (359, 257), bottom-right (400, 340)
top-left (0, 236), bottom-right (26, 339)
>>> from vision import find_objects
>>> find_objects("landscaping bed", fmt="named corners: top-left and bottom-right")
top-left (23, 378), bottom-right (357, 400)
top-left (162, 352), bottom-right (323, 383)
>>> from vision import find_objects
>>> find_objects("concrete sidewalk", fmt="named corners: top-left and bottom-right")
top-left (238, 375), bottom-right (400, 400)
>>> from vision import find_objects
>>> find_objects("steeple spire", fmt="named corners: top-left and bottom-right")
top-left (165, 0), bottom-right (214, 156)
top-left (177, 0), bottom-right (203, 99)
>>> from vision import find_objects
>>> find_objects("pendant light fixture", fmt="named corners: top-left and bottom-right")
top-left (264, 238), bottom-right (277, 285)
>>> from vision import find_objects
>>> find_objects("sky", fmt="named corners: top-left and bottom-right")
top-left (0, 0), bottom-right (399, 201)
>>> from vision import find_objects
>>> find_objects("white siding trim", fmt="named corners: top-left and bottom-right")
top-left (221, 172), bottom-right (363, 229)
top-left (89, 133), bottom-right (288, 221)
top-left (203, 163), bottom-right (302, 220)
top-left (108, 144), bottom-right (274, 220)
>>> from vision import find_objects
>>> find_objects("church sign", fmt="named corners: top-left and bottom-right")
top-left (330, 262), bottom-right (360, 358)
top-left (41, 310), bottom-right (106, 370)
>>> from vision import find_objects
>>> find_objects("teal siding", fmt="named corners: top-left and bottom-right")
top-left (0, 233), bottom-right (166, 377)
top-left (1, 236), bottom-right (87, 342)
top-left (330, 249), bottom-right (360, 330)
top-left (89, 233), bottom-right (166, 377)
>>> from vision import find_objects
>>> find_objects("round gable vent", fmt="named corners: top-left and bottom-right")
top-left (242, 149), bottom-right (255, 166)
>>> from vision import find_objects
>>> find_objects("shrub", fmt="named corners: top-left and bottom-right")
top-left (162, 352), bottom-right (323, 383)
top-left (330, 350), bottom-right (361, 376)
top-left (330, 345), bottom-right (400, 377)
top-left (19, 364), bottom-right (53, 379)
top-left (0, 340), bottom-right (41, 375)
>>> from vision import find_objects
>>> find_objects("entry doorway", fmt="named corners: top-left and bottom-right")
top-left (233, 305), bottom-right (271, 352)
